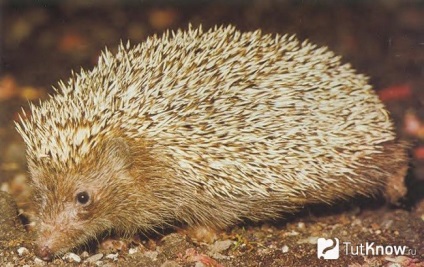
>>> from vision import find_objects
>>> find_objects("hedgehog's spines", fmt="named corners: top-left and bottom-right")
top-left (17, 24), bottom-right (399, 211)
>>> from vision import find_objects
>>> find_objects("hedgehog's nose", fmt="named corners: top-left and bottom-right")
top-left (36, 245), bottom-right (54, 261)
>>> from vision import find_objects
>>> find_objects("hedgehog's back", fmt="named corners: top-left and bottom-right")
top-left (126, 26), bottom-right (398, 198)
top-left (17, 25), bottom-right (402, 206)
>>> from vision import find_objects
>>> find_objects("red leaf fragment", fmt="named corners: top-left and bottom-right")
top-left (404, 112), bottom-right (424, 138)
top-left (378, 84), bottom-right (412, 102)
top-left (58, 32), bottom-right (87, 53)
top-left (414, 146), bottom-right (424, 160)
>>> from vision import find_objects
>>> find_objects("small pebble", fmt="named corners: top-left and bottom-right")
top-left (128, 247), bottom-right (139, 254)
top-left (62, 252), bottom-right (81, 263)
top-left (282, 230), bottom-right (299, 236)
top-left (383, 219), bottom-right (393, 229)
top-left (258, 248), bottom-right (270, 255)
top-left (33, 257), bottom-right (45, 265)
top-left (85, 253), bottom-right (104, 263)
top-left (297, 236), bottom-right (319, 244)
top-left (208, 240), bottom-right (233, 254)
top-left (17, 247), bottom-right (29, 256)
top-left (160, 260), bottom-right (180, 267)
top-left (144, 250), bottom-right (158, 261)
top-left (0, 182), bottom-right (9, 192)
top-left (297, 222), bottom-right (305, 229)
top-left (80, 251), bottom-right (90, 258)
top-left (105, 253), bottom-right (119, 261)
top-left (281, 245), bottom-right (289, 253)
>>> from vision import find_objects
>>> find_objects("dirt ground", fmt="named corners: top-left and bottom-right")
top-left (0, 0), bottom-right (423, 266)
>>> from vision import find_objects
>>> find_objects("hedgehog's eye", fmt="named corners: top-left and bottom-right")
top-left (76, 191), bottom-right (90, 205)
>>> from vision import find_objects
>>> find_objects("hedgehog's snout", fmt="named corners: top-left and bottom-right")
top-left (35, 245), bottom-right (54, 261)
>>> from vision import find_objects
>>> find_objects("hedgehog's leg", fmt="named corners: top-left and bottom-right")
top-left (381, 141), bottom-right (409, 203)
top-left (179, 226), bottom-right (218, 243)
top-left (352, 141), bottom-right (408, 203)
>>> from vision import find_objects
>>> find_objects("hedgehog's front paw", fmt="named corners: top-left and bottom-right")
top-left (100, 237), bottom-right (130, 252)
top-left (180, 226), bottom-right (218, 244)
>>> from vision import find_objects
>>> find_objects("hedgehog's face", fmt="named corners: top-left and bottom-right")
top-left (30, 138), bottom-right (138, 261)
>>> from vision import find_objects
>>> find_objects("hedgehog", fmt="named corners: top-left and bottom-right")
top-left (15, 25), bottom-right (407, 261)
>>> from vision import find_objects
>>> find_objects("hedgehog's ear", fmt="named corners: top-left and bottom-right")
top-left (100, 138), bottom-right (132, 171)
